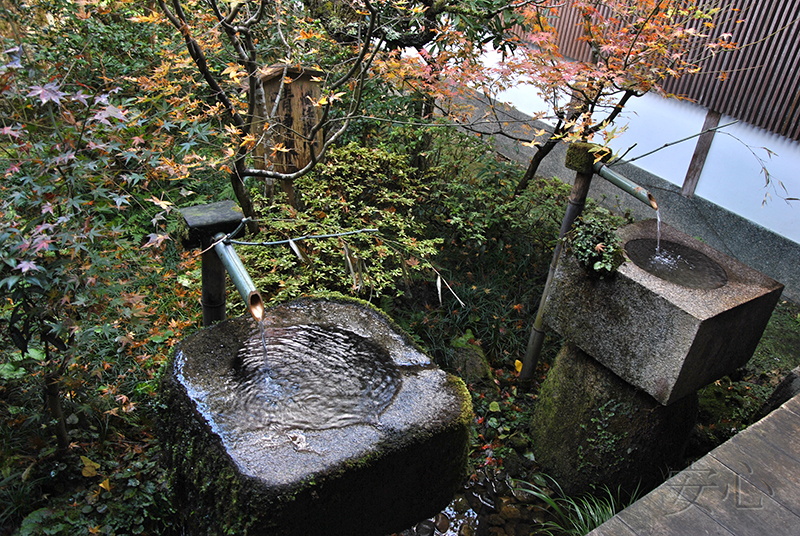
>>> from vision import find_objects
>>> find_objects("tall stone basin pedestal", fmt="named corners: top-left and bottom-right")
top-left (529, 343), bottom-right (698, 496)
top-left (544, 219), bottom-right (784, 405)
top-left (159, 298), bottom-right (472, 536)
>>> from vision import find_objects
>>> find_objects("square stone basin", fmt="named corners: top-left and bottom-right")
top-left (543, 219), bottom-right (784, 405)
top-left (160, 298), bottom-right (472, 535)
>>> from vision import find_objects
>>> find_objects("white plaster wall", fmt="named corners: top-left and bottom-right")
top-left (482, 49), bottom-right (554, 119)
top-left (493, 83), bottom-right (800, 244)
top-left (495, 82), bottom-right (552, 120)
top-left (484, 47), bottom-right (800, 243)
top-left (695, 119), bottom-right (800, 243)
top-left (605, 94), bottom-right (707, 187)
top-left (605, 94), bottom-right (800, 244)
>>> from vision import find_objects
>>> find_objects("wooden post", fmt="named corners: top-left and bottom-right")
top-left (257, 65), bottom-right (325, 207)
top-left (682, 109), bottom-right (721, 198)
top-left (180, 201), bottom-right (247, 326)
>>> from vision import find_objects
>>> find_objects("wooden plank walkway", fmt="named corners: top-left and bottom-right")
top-left (588, 393), bottom-right (800, 536)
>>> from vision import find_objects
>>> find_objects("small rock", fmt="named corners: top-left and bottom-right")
top-left (415, 520), bottom-right (436, 536)
top-left (495, 496), bottom-right (515, 510)
top-left (499, 504), bottom-right (523, 521)
top-left (509, 523), bottom-right (536, 536)
top-left (434, 513), bottom-right (450, 533)
top-left (451, 495), bottom-right (472, 514)
top-left (507, 436), bottom-right (530, 452)
top-left (487, 513), bottom-right (505, 526)
top-left (450, 334), bottom-right (493, 383)
top-left (458, 523), bottom-right (474, 536)
top-left (501, 450), bottom-right (524, 478)
top-left (755, 365), bottom-right (800, 421)
top-left (465, 490), bottom-right (492, 513)
top-left (510, 487), bottom-right (536, 504)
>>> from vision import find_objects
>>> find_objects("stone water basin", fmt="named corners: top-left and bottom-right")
top-left (159, 298), bottom-right (472, 536)
top-left (544, 219), bottom-right (784, 405)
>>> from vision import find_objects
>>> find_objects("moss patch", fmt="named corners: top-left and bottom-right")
top-left (528, 344), bottom-right (696, 496)
top-left (564, 142), bottom-right (598, 174)
top-left (748, 300), bottom-right (800, 379)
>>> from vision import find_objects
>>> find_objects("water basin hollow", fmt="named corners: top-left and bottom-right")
top-left (625, 238), bottom-right (728, 290)
top-left (160, 298), bottom-right (472, 536)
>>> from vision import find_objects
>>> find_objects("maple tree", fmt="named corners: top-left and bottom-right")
top-left (147, 0), bottom-right (377, 225)
top-left (0, 1), bottom-right (213, 530)
top-left (387, 0), bottom-right (737, 196)
top-left (147, 0), bottom-right (568, 222)
top-left (0, 0), bottom-right (200, 456)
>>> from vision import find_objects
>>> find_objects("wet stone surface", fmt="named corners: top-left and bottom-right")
top-left (625, 238), bottom-right (728, 290)
top-left (223, 323), bottom-right (401, 431)
top-left (545, 218), bottom-right (784, 405)
top-left (164, 298), bottom-right (472, 535)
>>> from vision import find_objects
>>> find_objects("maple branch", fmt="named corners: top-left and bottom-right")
top-left (237, 0), bottom-right (380, 181)
top-left (303, 0), bottom-right (381, 167)
top-left (583, 88), bottom-right (635, 138)
top-left (159, 0), bottom-right (260, 229)
top-left (206, 0), bottom-right (266, 136)
top-left (621, 2), bottom-right (662, 71)
top-left (157, 0), bottom-right (244, 128)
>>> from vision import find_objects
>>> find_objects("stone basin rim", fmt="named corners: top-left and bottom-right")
top-left (614, 219), bottom-right (783, 319)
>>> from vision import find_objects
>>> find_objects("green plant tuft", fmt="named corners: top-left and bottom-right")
top-left (566, 209), bottom-right (626, 278)
top-left (514, 474), bottom-right (640, 536)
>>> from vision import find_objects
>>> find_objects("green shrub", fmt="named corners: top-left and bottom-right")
top-left (239, 143), bottom-right (442, 307)
top-left (566, 209), bottom-right (627, 278)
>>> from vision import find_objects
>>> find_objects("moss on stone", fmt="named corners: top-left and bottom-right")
top-left (450, 330), bottom-right (494, 383)
top-left (528, 343), bottom-right (697, 496)
top-left (564, 142), bottom-right (598, 174)
top-left (448, 373), bottom-right (475, 429)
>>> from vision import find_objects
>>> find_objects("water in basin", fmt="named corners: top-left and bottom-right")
top-left (625, 238), bottom-right (728, 290)
top-left (176, 322), bottom-right (402, 441)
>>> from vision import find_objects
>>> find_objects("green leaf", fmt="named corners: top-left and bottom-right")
top-left (0, 363), bottom-right (26, 380)
top-left (0, 275), bottom-right (21, 290)
top-left (488, 401), bottom-right (501, 412)
top-left (150, 330), bottom-right (174, 344)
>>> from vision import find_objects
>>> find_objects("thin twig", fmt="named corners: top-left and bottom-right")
top-left (614, 119), bottom-right (739, 165)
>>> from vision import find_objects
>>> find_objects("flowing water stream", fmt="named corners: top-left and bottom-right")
top-left (656, 208), bottom-right (662, 252)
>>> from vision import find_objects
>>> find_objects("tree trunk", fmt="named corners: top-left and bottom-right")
top-left (44, 374), bottom-right (69, 451)
top-left (231, 160), bottom-right (260, 234)
top-left (514, 136), bottom-right (560, 197)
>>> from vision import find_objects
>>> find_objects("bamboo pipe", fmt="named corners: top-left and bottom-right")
top-left (213, 233), bottom-right (264, 321)
top-left (594, 163), bottom-right (658, 210)
top-left (519, 170), bottom-right (593, 382)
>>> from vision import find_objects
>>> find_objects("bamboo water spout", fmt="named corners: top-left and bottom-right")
top-left (180, 200), bottom-right (263, 325)
top-left (213, 233), bottom-right (264, 321)
top-left (594, 162), bottom-right (658, 210)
